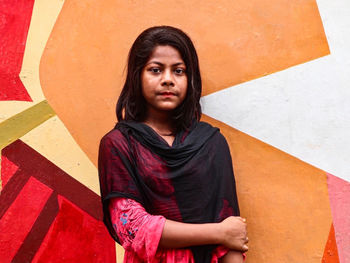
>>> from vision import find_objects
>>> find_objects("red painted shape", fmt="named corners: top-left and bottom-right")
top-left (1, 154), bottom-right (19, 188)
top-left (0, 0), bottom-right (34, 101)
top-left (322, 224), bottom-right (340, 263)
top-left (327, 174), bottom-right (350, 263)
top-left (32, 195), bottom-right (116, 263)
top-left (0, 177), bottom-right (52, 263)
top-left (1, 140), bottom-right (115, 261)
top-left (2, 140), bottom-right (103, 220)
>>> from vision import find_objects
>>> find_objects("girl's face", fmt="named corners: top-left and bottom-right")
top-left (141, 45), bottom-right (188, 117)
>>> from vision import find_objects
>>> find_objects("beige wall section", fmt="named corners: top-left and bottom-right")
top-left (18, 0), bottom-right (100, 194)
top-left (0, 0), bottom-right (99, 194)
top-left (39, 0), bottom-right (329, 167)
top-left (115, 243), bottom-right (124, 263)
top-left (0, 101), bottom-right (55, 150)
top-left (21, 115), bottom-right (100, 195)
top-left (20, 0), bottom-right (65, 103)
top-left (0, 102), bottom-right (35, 122)
top-left (0, 0), bottom-right (64, 122)
top-left (202, 115), bottom-right (332, 263)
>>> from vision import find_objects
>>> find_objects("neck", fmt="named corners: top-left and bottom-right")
top-left (143, 109), bottom-right (175, 135)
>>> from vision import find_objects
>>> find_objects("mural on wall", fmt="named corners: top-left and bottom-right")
top-left (0, 140), bottom-right (115, 263)
top-left (0, 0), bottom-right (33, 101)
top-left (0, 0), bottom-right (349, 262)
top-left (0, 0), bottom-right (116, 262)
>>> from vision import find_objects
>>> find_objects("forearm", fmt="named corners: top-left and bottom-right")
top-left (159, 218), bottom-right (221, 248)
top-left (220, 250), bottom-right (244, 263)
top-left (159, 216), bottom-right (248, 252)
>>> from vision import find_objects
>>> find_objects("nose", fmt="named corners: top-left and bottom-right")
top-left (161, 69), bottom-right (174, 87)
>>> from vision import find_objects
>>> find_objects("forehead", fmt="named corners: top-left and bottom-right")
top-left (147, 45), bottom-right (184, 62)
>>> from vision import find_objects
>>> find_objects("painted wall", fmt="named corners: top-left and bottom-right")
top-left (0, 0), bottom-right (349, 262)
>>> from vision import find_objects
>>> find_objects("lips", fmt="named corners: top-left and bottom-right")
top-left (159, 91), bottom-right (175, 96)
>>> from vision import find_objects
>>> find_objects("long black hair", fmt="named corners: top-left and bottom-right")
top-left (116, 26), bottom-right (202, 131)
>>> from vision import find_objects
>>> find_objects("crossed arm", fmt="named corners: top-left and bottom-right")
top-left (109, 197), bottom-right (248, 262)
top-left (160, 217), bottom-right (248, 262)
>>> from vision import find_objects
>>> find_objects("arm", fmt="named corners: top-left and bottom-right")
top-left (109, 197), bottom-right (166, 261)
top-left (160, 215), bottom-right (248, 251)
top-left (110, 198), bottom-right (248, 255)
top-left (159, 218), bottom-right (221, 248)
top-left (220, 250), bottom-right (245, 263)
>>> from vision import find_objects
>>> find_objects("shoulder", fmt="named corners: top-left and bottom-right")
top-left (99, 127), bottom-right (130, 154)
top-left (196, 122), bottom-right (232, 154)
top-left (197, 120), bottom-right (215, 129)
top-left (100, 127), bottom-right (125, 144)
top-left (197, 121), bottom-right (226, 140)
top-left (194, 121), bottom-right (219, 134)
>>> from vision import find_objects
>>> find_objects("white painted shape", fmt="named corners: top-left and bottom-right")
top-left (201, 0), bottom-right (350, 182)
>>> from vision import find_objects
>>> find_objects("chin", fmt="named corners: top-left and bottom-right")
top-left (158, 107), bottom-right (177, 112)
top-left (157, 104), bottom-right (179, 111)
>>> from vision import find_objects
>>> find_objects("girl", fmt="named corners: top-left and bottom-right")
top-left (98, 26), bottom-right (248, 263)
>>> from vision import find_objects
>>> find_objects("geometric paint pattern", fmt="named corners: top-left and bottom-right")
top-left (0, 155), bottom-right (19, 188)
top-left (327, 174), bottom-right (350, 263)
top-left (32, 196), bottom-right (113, 263)
top-left (20, 115), bottom-right (101, 195)
top-left (199, 0), bottom-right (350, 261)
top-left (0, 140), bottom-right (115, 262)
top-left (0, 0), bottom-right (347, 262)
top-left (39, 0), bottom-right (329, 165)
top-left (200, 0), bottom-right (350, 184)
top-left (0, 176), bottom-right (52, 263)
top-left (0, 0), bottom-right (33, 101)
top-left (322, 224), bottom-right (340, 263)
top-left (202, 115), bottom-right (333, 263)
top-left (0, 100), bottom-right (56, 150)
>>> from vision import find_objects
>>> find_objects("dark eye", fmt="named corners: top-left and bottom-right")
top-left (149, 67), bottom-right (161, 73)
top-left (175, 68), bottom-right (185, 75)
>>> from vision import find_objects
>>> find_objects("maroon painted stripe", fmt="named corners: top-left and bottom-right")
top-left (11, 192), bottom-right (59, 263)
top-left (0, 168), bottom-right (30, 219)
top-left (2, 140), bottom-right (102, 220)
top-left (0, 177), bottom-right (52, 262)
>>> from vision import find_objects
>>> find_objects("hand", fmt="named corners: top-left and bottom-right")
top-left (218, 216), bottom-right (248, 252)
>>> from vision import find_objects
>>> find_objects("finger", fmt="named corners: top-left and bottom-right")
top-left (245, 236), bottom-right (249, 243)
top-left (241, 218), bottom-right (247, 223)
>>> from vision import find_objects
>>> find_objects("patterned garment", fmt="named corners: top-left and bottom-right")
top-left (109, 197), bottom-right (233, 262)
top-left (98, 121), bottom-right (241, 262)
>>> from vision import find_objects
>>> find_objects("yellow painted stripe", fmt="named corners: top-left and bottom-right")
top-left (0, 100), bottom-right (55, 149)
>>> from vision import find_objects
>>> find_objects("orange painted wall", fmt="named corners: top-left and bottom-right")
top-left (39, 0), bottom-right (333, 262)
top-left (202, 115), bottom-right (332, 262)
top-left (1, 0), bottom-right (340, 262)
top-left (40, 0), bottom-right (329, 166)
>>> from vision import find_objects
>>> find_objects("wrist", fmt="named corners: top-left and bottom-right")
top-left (209, 222), bottom-right (223, 245)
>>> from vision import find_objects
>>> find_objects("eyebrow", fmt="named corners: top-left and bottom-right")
top-left (146, 61), bottom-right (186, 67)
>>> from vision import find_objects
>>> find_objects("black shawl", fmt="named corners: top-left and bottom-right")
top-left (98, 121), bottom-right (240, 262)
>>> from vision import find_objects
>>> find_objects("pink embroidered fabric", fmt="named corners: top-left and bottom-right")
top-left (109, 197), bottom-right (245, 263)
